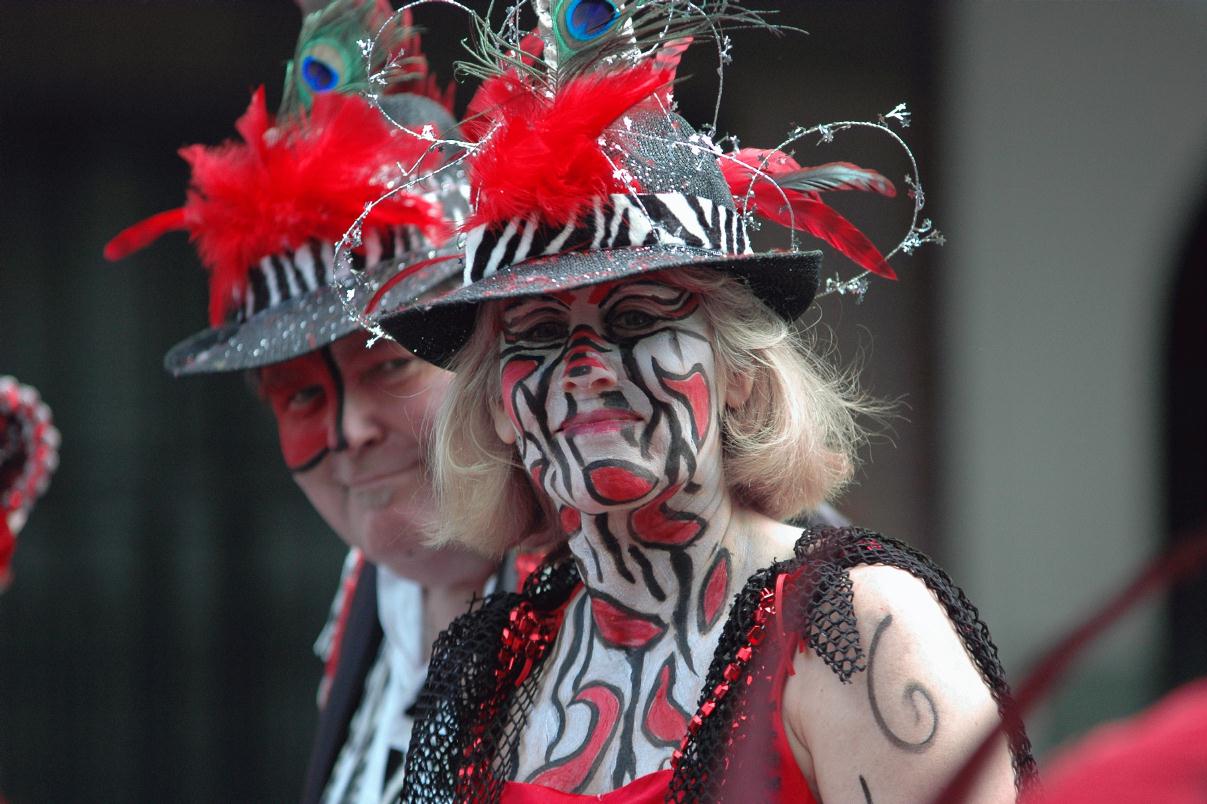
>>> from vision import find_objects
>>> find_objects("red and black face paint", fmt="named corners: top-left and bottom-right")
top-left (497, 279), bottom-right (716, 538)
top-left (260, 346), bottom-right (347, 473)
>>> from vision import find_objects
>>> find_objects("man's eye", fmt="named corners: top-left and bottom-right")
top-left (519, 321), bottom-right (568, 342)
top-left (373, 357), bottom-right (413, 377)
top-left (612, 309), bottom-right (657, 331)
top-left (286, 386), bottom-right (324, 411)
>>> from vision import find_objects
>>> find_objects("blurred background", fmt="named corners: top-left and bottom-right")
top-left (1, 1), bottom-right (1204, 800)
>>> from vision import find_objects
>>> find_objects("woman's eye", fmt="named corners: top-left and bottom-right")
top-left (612, 309), bottom-right (657, 331)
top-left (520, 321), bottom-right (568, 343)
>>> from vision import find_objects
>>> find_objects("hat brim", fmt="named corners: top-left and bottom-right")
top-left (379, 245), bottom-right (821, 368)
top-left (164, 256), bottom-right (459, 376)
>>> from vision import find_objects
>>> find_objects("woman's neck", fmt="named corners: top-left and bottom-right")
top-left (566, 477), bottom-right (742, 652)
top-left (513, 486), bottom-right (802, 790)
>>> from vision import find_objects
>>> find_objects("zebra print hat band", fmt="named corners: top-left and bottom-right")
top-left (461, 192), bottom-right (751, 286)
top-left (239, 225), bottom-right (432, 323)
top-left (163, 242), bottom-right (462, 376)
top-left (376, 112), bottom-right (822, 368)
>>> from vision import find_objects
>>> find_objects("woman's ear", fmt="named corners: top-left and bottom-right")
top-left (490, 399), bottom-right (518, 445)
top-left (724, 368), bottom-right (755, 409)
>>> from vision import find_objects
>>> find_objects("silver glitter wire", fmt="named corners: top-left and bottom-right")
top-left (456, 0), bottom-right (557, 92)
top-left (672, 0), bottom-right (732, 133)
top-left (337, 1), bottom-right (875, 341)
top-left (653, 101), bottom-right (938, 301)
top-left (333, 0), bottom-right (486, 346)
top-left (773, 104), bottom-right (939, 299)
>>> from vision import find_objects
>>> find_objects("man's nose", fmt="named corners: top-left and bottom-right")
top-left (330, 385), bottom-right (384, 452)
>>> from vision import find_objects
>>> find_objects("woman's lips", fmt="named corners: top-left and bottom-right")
top-left (559, 409), bottom-right (642, 437)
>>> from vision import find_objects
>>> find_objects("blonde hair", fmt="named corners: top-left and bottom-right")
top-left (430, 267), bottom-right (872, 556)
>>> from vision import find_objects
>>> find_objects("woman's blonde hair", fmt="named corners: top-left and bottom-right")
top-left (430, 267), bottom-right (871, 556)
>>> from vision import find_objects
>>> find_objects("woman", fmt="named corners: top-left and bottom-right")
top-left (381, 3), bottom-right (1034, 801)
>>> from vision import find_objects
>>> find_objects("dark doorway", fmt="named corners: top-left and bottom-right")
top-left (1163, 177), bottom-right (1207, 688)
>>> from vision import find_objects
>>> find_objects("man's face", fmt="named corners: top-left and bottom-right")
top-left (493, 277), bottom-right (720, 517)
top-left (260, 334), bottom-right (453, 577)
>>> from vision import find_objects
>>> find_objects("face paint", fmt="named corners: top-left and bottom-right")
top-left (642, 656), bottom-right (691, 747)
top-left (502, 278), bottom-right (741, 792)
top-left (587, 590), bottom-right (668, 649)
top-left (260, 346), bottom-right (345, 472)
top-left (260, 336), bottom-right (493, 589)
top-left (526, 682), bottom-right (623, 791)
top-left (699, 549), bottom-right (731, 631)
top-left (497, 279), bottom-right (717, 516)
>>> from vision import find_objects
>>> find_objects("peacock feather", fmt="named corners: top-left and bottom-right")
top-left (279, 0), bottom-right (436, 117)
top-left (456, 0), bottom-right (781, 88)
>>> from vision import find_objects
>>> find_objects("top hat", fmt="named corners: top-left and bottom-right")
top-left (104, 0), bottom-right (469, 375)
top-left (376, 1), bottom-right (898, 368)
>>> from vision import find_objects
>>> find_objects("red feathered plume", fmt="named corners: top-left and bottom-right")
top-left (463, 59), bottom-right (673, 230)
top-left (462, 33), bottom-right (545, 144)
top-left (721, 147), bottom-right (898, 280)
top-left (105, 88), bottom-right (448, 326)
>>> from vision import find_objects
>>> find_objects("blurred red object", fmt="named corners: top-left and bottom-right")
top-left (1022, 678), bottom-right (1207, 803)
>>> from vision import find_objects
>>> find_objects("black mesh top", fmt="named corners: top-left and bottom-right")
top-left (401, 526), bottom-right (1035, 802)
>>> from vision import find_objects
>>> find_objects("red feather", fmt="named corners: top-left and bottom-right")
top-left (721, 147), bottom-right (897, 279)
top-left (0, 516), bottom-right (13, 587)
top-left (103, 209), bottom-right (187, 261)
top-left (462, 34), bottom-right (545, 143)
top-left (653, 37), bottom-right (692, 76)
top-left (465, 61), bottom-right (673, 229)
top-left (106, 87), bottom-right (448, 326)
top-left (771, 195), bottom-right (896, 280)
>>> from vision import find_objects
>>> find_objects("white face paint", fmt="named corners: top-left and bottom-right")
top-left (494, 278), bottom-right (721, 523)
top-left (489, 276), bottom-right (756, 794)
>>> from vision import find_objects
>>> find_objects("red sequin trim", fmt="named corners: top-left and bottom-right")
top-left (457, 591), bottom-right (576, 787)
top-left (671, 585), bottom-right (778, 769)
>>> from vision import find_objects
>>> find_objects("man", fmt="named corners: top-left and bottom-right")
top-left (104, 2), bottom-right (499, 800)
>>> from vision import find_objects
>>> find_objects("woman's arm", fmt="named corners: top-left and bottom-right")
top-left (782, 564), bottom-right (1016, 803)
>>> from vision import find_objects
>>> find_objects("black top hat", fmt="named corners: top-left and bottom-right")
top-left (376, 2), bottom-right (897, 368)
top-left (104, 1), bottom-right (469, 375)
top-left (381, 106), bottom-right (821, 368)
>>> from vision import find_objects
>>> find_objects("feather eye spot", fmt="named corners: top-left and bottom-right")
top-left (566, 0), bottom-right (619, 43)
top-left (300, 42), bottom-right (347, 94)
top-left (302, 56), bottom-right (339, 92)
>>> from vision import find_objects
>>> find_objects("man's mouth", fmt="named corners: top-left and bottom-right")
top-left (342, 461), bottom-right (422, 490)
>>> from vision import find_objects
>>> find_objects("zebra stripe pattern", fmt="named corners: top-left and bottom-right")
top-left (462, 193), bottom-right (752, 285)
top-left (239, 224), bottom-right (431, 321)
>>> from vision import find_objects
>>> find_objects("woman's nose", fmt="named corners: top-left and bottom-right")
top-left (560, 328), bottom-right (619, 394)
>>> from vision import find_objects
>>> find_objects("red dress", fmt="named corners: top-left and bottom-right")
top-left (500, 705), bottom-right (815, 803)
top-left (500, 603), bottom-right (818, 804)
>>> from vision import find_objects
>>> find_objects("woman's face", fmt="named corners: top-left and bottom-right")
top-left (493, 277), bottom-right (723, 516)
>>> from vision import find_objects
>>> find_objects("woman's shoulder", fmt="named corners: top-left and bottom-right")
top-left (764, 525), bottom-right (1031, 801)
top-left (773, 524), bottom-right (1013, 697)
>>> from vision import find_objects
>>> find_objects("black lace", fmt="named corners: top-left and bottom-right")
top-left (402, 527), bottom-right (1035, 803)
